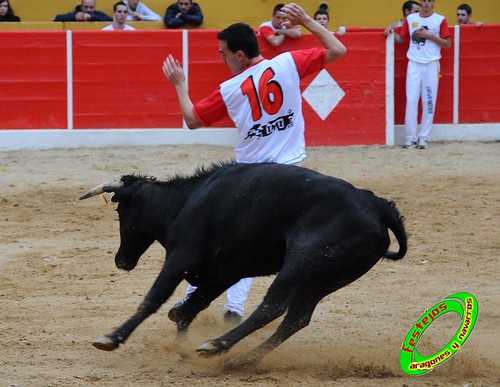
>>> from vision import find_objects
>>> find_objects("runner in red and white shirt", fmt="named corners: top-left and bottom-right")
top-left (394, 0), bottom-right (450, 149)
top-left (162, 2), bottom-right (346, 321)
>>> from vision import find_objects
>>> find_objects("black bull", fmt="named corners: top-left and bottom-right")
top-left (80, 162), bottom-right (407, 367)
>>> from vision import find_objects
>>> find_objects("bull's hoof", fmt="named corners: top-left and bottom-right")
top-left (196, 340), bottom-right (229, 358)
top-left (167, 307), bottom-right (178, 322)
top-left (223, 357), bottom-right (259, 371)
top-left (168, 296), bottom-right (189, 323)
top-left (92, 336), bottom-right (120, 351)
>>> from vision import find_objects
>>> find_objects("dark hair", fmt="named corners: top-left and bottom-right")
top-left (113, 1), bottom-right (127, 12)
top-left (402, 1), bottom-right (419, 16)
top-left (273, 3), bottom-right (284, 15)
top-left (314, 9), bottom-right (329, 21)
top-left (457, 3), bottom-right (472, 15)
top-left (0, 0), bottom-right (20, 21)
top-left (217, 23), bottom-right (260, 59)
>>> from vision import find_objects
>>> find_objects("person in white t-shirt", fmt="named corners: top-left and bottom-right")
top-left (103, 1), bottom-right (136, 30)
top-left (394, 0), bottom-right (450, 149)
top-left (162, 3), bottom-right (346, 324)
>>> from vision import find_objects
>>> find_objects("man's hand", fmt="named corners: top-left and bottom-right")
top-left (279, 3), bottom-right (307, 27)
top-left (75, 12), bottom-right (91, 21)
top-left (162, 54), bottom-right (186, 87)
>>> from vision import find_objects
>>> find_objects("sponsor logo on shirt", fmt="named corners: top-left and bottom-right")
top-left (245, 111), bottom-right (294, 139)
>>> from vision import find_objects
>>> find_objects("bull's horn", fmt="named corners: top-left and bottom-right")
top-left (79, 180), bottom-right (124, 200)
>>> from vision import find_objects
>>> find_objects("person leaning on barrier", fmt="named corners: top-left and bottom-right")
top-left (124, 0), bottom-right (161, 21)
top-left (313, 7), bottom-right (345, 37)
top-left (384, 1), bottom-right (420, 37)
top-left (164, 0), bottom-right (203, 29)
top-left (53, 0), bottom-right (112, 22)
top-left (0, 0), bottom-right (20, 22)
top-left (258, 3), bottom-right (302, 47)
top-left (457, 3), bottom-right (483, 27)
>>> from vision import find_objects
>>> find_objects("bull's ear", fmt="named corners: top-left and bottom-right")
top-left (104, 188), bottom-right (128, 203)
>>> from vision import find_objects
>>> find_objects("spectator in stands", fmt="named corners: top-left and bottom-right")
top-left (125, 0), bottom-right (161, 21)
top-left (384, 1), bottom-right (420, 37)
top-left (53, 0), bottom-right (112, 22)
top-left (164, 0), bottom-right (203, 29)
top-left (314, 8), bottom-right (345, 36)
top-left (103, 1), bottom-right (135, 30)
top-left (0, 0), bottom-right (20, 22)
top-left (258, 3), bottom-right (302, 47)
top-left (457, 4), bottom-right (483, 27)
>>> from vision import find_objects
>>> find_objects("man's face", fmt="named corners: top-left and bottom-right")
top-left (114, 5), bottom-right (128, 23)
top-left (177, 0), bottom-right (192, 13)
top-left (457, 9), bottom-right (470, 24)
top-left (219, 40), bottom-right (244, 75)
top-left (420, 0), bottom-right (434, 13)
top-left (81, 0), bottom-right (96, 13)
top-left (315, 15), bottom-right (329, 28)
top-left (271, 11), bottom-right (286, 29)
top-left (407, 4), bottom-right (420, 16)
top-left (128, 0), bottom-right (139, 8)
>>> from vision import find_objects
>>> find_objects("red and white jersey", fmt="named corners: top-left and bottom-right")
top-left (258, 20), bottom-right (280, 39)
top-left (400, 12), bottom-right (450, 63)
top-left (194, 48), bottom-right (326, 164)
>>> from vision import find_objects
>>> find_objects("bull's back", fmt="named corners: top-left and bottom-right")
top-left (180, 163), bottom-right (361, 234)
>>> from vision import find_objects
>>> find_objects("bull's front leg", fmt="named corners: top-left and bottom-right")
top-left (92, 299), bottom-right (161, 351)
top-left (92, 265), bottom-right (183, 351)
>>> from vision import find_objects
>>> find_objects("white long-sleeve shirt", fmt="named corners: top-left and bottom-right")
top-left (124, 0), bottom-right (162, 21)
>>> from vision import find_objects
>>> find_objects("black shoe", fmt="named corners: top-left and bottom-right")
top-left (224, 311), bottom-right (242, 325)
top-left (168, 295), bottom-right (190, 322)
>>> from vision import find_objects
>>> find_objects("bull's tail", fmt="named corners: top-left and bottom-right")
top-left (379, 198), bottom-right (407, 260)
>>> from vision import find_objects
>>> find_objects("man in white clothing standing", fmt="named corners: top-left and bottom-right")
top-left (394, 0), bottom-right (450, 149)
top-left (162, 3), bottom-right (346, 323)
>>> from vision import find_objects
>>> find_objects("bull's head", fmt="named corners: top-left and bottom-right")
top-left (80, 178), bottom-right (155, 271)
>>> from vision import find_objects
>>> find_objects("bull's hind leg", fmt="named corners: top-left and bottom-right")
top-left (225, 286), bottom-right (328, 369)
top-left (195, 270), bottom-right (299, 357)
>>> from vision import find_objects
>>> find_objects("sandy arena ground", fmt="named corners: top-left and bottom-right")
top-left (0, 141), bottom-right (498, 386)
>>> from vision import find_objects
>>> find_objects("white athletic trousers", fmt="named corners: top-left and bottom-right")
top-left (405, 60), bottom-right (440, 142)
top-left (185, 278), bottom-right (254, 317)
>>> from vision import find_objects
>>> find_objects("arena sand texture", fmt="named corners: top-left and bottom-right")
top-left (0, 142), bottom-right (498, 386)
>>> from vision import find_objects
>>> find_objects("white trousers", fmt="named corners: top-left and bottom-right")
top-left (186, 278), bottom-right (254, 317)
top-left (405, 60), bottom-right (440, 142)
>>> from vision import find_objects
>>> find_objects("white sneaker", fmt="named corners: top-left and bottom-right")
top-left (417, 138), bottom-right (428, 149)
top-left (403, 140), bottom-right (417, 149)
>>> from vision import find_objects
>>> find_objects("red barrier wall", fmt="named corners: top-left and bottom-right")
top-left (1, 27), bottom-right (498, 146)
top-left (72, 31), bottom-right (183, 129)
top-left (395, 25), bottom-right (500, 125)
top-left (0, 31), bottom-right (67, 129)
top-left (459, 25), bottom-right (500, 123)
